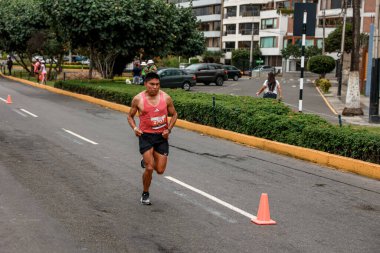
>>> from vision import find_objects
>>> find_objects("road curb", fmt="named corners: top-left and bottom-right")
top-left (1, 73), bottom-right (379, 180)
top-left (316, 86), bottom-right (338, 115)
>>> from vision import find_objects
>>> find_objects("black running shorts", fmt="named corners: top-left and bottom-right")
top-left (139, 133), bottom-right (169, 156)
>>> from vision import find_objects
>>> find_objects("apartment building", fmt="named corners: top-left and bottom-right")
top-left (168, 0), bottom-right (375, 71)
top-left (168, 0), bottom-right (223, 51)
top-left (222, 0), bottom-right (289, 68)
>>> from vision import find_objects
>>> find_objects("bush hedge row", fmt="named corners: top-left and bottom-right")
top-left (54, 80), bottom-right (380, 164)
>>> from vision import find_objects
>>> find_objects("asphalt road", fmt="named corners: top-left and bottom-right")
top-left (191, 76), bottom-right (339, 124)
top-left (0, 77), bottom-right (379, 253)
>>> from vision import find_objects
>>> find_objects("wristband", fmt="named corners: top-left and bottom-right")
top-left (133, 127), bottom-right (138, 132)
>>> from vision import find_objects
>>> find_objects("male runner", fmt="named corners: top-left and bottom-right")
top-left (128, 72), bottom-right (178, 205)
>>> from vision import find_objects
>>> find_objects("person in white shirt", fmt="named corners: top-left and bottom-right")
top-left (39, 60), bottom-right (47, 84)
top-left (256, 72), bottom-right (282, 100)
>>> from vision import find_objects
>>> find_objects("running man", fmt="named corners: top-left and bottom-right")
top-left (128, 72), bottom-right (178, 205)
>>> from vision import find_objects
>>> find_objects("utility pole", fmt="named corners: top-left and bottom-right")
top-left (369, 0), bottom-right (380, 122)
top-left (337, 0), bottom-right (347, 96)
top-left (322, 0), bottom-right (326, 55)
top-left (249, 23), bottom-right (254, 72)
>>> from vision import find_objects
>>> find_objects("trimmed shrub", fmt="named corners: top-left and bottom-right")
top-left (308, 55), bottom-right (335, 77)
top-left (319, 79), bottom-right (332, 93)
top-left (54, 80), bottom-right (380, 164)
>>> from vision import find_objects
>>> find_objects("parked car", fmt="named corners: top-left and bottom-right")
top-left (222, 65), bottom-right (242, 81)
top-left (157, 68), bottom-right (196, 91)
top-left (250, 65), bottom-right (276, 77)
top-left (184, 63), bottom-right (228, 86)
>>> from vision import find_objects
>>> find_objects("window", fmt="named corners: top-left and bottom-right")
top-left (225, 6), bottom-right (237, 18)
top-left (261, 18), bottom-right (278, 29)
top-left (214, 21), bottom-right (221, 31)
top-left (225, 24), bottom-right (236, 35)
top-left (215, 5), bottom-right (221, 14)
top-left (225, 42), bottom-right (236, 51)
top-left (267, 56), bottom-right (282, 67)
top-left (276, 1), bottom-right (290, 9)
top-left (207, 38), bottom-right (220, 47)
top-left (213, 38), bottom-right (220, 47)
top-left (295, 39), bottom-right (315, 47)
top-left (200, 22), bottom-right (211, 31)
top-left (240, 4), bottom-right (260, 17)
top-left (239, 23), bottom-right (259, 35)
top-left (200, 21), bottom-right (221, 31)
top-left (260, 37), bottom-right (277, 48)
top-left (193, 5), bottom-right (221, 16)
top-left (322, 0), bottom-right (353, 10)
top-left (316, 39), bottom-right (323, 49)
top-left (318, 17), bottom-right (352, 28)
top-left (238, 41), bottom-right (251, 49)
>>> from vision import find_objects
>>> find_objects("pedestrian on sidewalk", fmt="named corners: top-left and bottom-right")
top-left (127, 72), bottom-right (178, 205)
top-left (256, 72), bottom-right (282, 100)
top-left (140, 61), bottom-right (147, 84)
top-left (132, 63), bottom-right (141, 84)
top-left (146, 59), bottom-right (157, 73)
top-left (39, 60), bottom-right (47, 84)
top-left (6, 56), bottom-right (13, 75)
top-left (33, 58), bottom-right (41, 81)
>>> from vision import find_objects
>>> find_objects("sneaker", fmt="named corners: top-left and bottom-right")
top-left (140, 192), bottom-right (151, 205)
top-left (140, 158), bottom-right (145, 169)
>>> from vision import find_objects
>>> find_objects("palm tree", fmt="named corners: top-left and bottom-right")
top-left (342, 0), bottom-right (363, 116)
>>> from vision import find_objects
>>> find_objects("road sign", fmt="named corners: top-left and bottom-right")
top-left (256, 59), bottom-right (263, 64)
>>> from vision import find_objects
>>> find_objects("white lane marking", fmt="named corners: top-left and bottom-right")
top-left (165, 176), bottom-right (256, 220)
top-left (12, 109), bottom-right (27, 117)
top-left (0, 97), bottom-right (7, 103)
top-left (20, 109), bottom-right (38, 118)
top-left (62, 128), bottom-right (98, 145)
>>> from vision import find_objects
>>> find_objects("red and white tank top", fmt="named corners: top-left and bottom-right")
top-left (139, 91), bottom-right (168, 133)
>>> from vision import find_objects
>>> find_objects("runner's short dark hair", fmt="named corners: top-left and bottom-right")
top-left (145, 72), bottom-right (160, 83)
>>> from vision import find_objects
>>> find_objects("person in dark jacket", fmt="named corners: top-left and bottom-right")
top-left (6, 56), bottom-right (13, 75)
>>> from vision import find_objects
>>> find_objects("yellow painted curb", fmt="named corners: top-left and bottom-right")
top-left (316, 86), bottom-right (338, 115)
top-left (2, 73), bottom-right (380, 180)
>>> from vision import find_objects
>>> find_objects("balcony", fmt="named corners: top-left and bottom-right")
top-left (241, 10), bottom-right (260, 17)
top-left (203, 31), bottom-right (221, 38)
top-left (239, 29), bottom-right (259, 35)
top-left (223, 30), bottom-right (237, 36)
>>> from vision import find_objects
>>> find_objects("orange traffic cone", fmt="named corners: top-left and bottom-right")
top-left (251, 193), bottom-right (276, 225)
top-left (6, 95), bottom-right (12, 104)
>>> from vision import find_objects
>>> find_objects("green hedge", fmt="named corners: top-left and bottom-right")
top-left (54, 80), bottom-right (380, 164)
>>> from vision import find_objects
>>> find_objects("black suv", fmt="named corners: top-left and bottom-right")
top-left (185, 63), bottom-right (228, 86)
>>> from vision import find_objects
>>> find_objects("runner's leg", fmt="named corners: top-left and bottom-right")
top-left (153, 151), bottom-right (168, 175)
top-left (142, 148), bottom-right (155, 192)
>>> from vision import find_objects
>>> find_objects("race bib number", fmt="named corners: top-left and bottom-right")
top-left (150, 115), bottom-right (167, 130)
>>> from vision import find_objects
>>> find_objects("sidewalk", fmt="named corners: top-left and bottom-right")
top-left (323, 78), bottom-right (377, 126)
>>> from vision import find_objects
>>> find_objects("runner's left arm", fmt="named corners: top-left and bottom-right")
top-left (162, 96), bottom-right (177, 139)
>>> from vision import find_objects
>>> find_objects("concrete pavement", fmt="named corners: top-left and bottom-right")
top-left (315, 77), bottom-right (378, 126)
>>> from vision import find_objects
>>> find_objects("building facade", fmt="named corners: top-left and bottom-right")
top-left (169, 0), bottom-right (375, 71)
top-left (168, 0), bottom-right (223, 51)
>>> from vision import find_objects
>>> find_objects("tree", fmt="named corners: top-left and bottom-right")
top-left (202, 50), bottom-right (224, 63)
top-left (305, 46), bottom-right (322, 59)
top-left (307, 55), bottom-right (335, 78)
top-left (281, 44), bottom-right (321, 59)
top-left (281, 44), bottom-right (301, 59)
top-left (0, 0), bottom-right (47, 72)
top-left (342, 0), bottom-right (363, 116)
top-left (43, 0), bottom-right (205, 79)
top-left (232, 47), bottom-right (261, 71)
top-left (325, 23), bottom-right (353, 53)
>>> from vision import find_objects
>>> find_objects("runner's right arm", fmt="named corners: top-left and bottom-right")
top-left (128, 96), bottom-right (143, 136)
